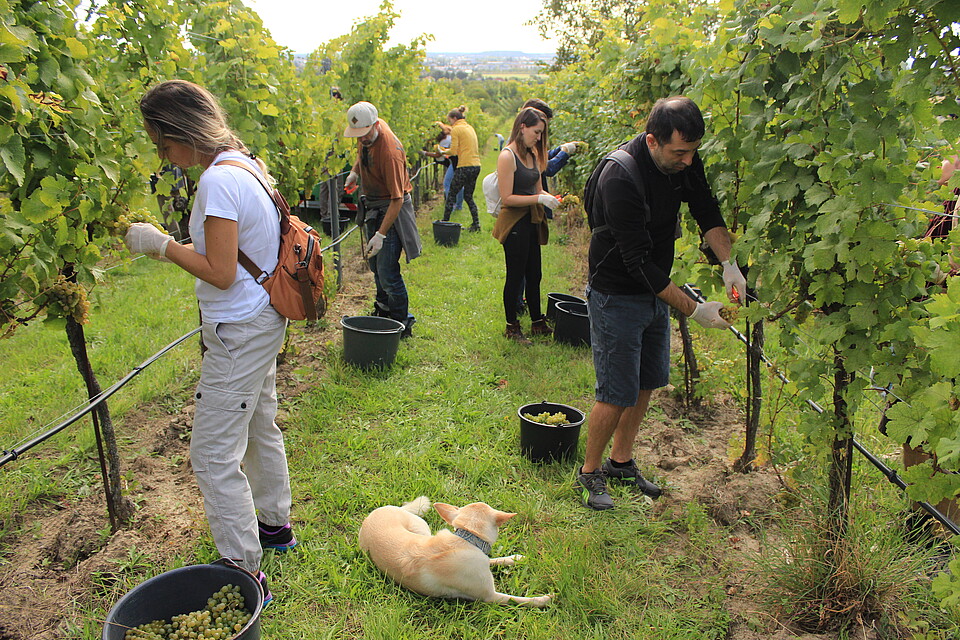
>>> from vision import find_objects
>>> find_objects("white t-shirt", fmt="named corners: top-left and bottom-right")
top-left (189, 151), bottom-right (280, 323)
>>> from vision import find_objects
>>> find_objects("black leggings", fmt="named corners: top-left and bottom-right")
top-left (502, 214), bottom-right (543, 324)
top-left (443, 166), bottom-right (480, 222)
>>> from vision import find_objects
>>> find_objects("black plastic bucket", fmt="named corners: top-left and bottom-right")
top-left (102, 560), bottom-right (262, 640)
top-left (546, 292), bottom-right (586, 321)
top-left (554, 301), bottom-right (590, 347)
top-left (432, 220), bottom-right (461, 246)
top-left (321, 215), bottom-right (353, 237)
top-left (518, 402), bottom-right (585, 463)
top-left (340, 316), bottom-right (405, 369)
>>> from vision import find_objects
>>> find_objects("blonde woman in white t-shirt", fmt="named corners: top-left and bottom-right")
top-left (125, 80), bottom-right (294, 604)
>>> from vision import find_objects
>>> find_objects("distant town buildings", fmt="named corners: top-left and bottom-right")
top-left (292, 51), bottom-right (554, 79)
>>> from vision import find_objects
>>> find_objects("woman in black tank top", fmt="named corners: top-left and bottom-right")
top-left (491, 107), bottom-right (562, 343)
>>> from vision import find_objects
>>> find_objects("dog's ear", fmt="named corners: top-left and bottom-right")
top-left (494, 510), bottom-right (517, 526)
top-left (433, 502), bottom-right (459, 525)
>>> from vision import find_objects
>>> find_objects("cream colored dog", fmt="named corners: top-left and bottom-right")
top-left (358, 497), bottom-right (552, 607)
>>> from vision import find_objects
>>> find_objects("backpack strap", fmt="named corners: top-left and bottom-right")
top-left (591, 148), bottom-right (648, 236)
top-left (214, 159), bottom-right (285, 283)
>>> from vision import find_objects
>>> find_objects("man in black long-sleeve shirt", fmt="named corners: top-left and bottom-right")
top-left (576, 97), bottom-right (746, 510)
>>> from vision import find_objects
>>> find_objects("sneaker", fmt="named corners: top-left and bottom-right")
top-left (602, 458), bottom-right (662, 499)
top-left (576, 468), bottom-right (615, 510)
top-left (256, 570), bottom-right (274, 607)
top-left (467, 223), bottom-right (481, 233)
top-left (258, 520), bottom-right (298, 552)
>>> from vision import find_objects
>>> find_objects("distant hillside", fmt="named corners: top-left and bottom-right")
top-left (426, 51), bottom-right (554, 60)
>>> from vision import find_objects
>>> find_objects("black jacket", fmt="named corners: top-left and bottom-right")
top-left (587, 135), bottom-right (726, 295)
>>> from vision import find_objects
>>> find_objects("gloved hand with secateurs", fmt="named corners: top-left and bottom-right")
top-left (537, 193), bottom-right (561, 210)
top-left (721, 259), bottom-right (747, 305)
top-left (125, 223), bottom-right (173, 261)
top-left (344, 171), bottom-right (359, 195)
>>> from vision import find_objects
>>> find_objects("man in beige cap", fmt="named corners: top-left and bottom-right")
top-left (344, 101), bottom-right (422, 337)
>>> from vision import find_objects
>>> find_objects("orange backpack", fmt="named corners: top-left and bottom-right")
top-left (216, 160), bottom-right (327, 322)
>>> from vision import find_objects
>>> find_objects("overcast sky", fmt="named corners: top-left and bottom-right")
top-left (241, 0), bottom-right (557, 55)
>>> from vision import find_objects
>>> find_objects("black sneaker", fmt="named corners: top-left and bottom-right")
top-left (258, 520), bottom-right (298, 552)
top-left (576, 468), bottom-right (614, 510)
top-left (602, 458), bottom-right (662, 499)
top-left (257, 570), bottom-right (274, 607)
top-left (467, 223), bottom-right (481, 232)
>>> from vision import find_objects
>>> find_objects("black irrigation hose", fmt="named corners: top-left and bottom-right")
top-left (0, 327), bottom-right (202, 469)
top-left (681, 284), bottom-right (960, 536)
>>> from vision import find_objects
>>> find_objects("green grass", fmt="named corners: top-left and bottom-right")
top-left (1, 136), bottom-right (955, 638)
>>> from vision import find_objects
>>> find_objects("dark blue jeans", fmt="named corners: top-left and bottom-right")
top-left (367, 220), bottom-right (414, 329)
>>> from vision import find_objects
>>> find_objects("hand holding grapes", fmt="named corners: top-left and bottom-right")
top-left (689, 300), bottom-right (731, 329)
top-left (125, 222), bottom-right (173, 260)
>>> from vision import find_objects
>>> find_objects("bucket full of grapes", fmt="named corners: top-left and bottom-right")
top-left (102, 559), bottom-right (263, 640)
top-left (518, 401), bottom-right (585, 463)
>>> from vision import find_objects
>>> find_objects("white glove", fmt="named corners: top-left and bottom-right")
top-left (537, 193), bottom-right (560, 210)
top-left (125, 223), bottom-right (172, 259)
top-left (721, 259), bottom-right (747, 304)
top-left (365, 231), bottom-right (385, 258)
top-left (560, 142), bottom-right (578, 156)
top-left (689, 301), bottom-right (730, 330)
top-left (345, 171), bottom-right (359, 191)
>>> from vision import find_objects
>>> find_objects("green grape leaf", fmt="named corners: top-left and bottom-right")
top-left (0, 135), bottom-right (26, 185)
top-left (257, 101), bottom-right (280, 117)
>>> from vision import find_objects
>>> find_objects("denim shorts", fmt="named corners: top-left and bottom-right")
top-left (587, 287), bottom-right (671, 407)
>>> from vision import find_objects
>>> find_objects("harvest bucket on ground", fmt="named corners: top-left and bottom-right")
top-left (546, 292), bottom-right (586, 321)
top-left (518, 401), bottom-right (585, 463)
top-left (102, 560), bottom-right (263, 640)
top-left (432, 220), bottom-right (461, 246)
top-left (321, 215), bottom-right (353, 237)
top-left (340, 315), bottom-right (405, 369)
top-left (553, 300), bottom-right (590, 347)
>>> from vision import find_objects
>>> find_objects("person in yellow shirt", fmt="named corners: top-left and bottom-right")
top-left (441, 106), bottom-right (482, 232)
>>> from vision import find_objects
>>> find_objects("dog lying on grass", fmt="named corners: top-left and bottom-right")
top-left (358, 496), bottom-right (552, 607)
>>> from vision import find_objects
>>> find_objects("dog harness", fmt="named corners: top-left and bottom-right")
top-left (454, 528), bottom-right (491, 556)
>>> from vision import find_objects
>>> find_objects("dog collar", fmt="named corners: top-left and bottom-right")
top-left (454, 528), bottom-right (491, 556)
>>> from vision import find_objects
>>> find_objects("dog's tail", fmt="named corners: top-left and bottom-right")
top-left (400, 496), bottom-right (431, 516)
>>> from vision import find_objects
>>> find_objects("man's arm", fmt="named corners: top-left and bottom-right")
top-left (377, 198), bottom-right (403, 235)
top-left (655, 281), bottom-right (697, 317)
top-left (703, 226), bottom-right (732, 263)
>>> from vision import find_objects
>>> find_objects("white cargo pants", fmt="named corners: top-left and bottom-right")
top-left (191, 304), bottom-right (291, 573)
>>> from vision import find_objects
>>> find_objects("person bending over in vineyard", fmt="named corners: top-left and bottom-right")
top-left (576, 96), bottom-right (746, 510)
top-left (124, 80), bottom-right (298, 602)
top-left (514, 98), bottom-right (585, 317)
top-left (441, 106), bottom-right (483, 232)
top-left (421, 122), bottom-right (464, 214)
top-left (344, 101), bottom-right (422, 337)
top-left (492, 107), bottom-right (561, 343)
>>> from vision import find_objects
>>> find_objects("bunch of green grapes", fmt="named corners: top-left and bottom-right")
top-left (108, 208), bottom-right (164, 237)
top-left (45, 275), bottom-right (89, 324)
top-left (124, 584), bottom-right (253, 640)
top-left (523, 411), bottom-right (569, 426)
top-left (718, 306), bottom-right (739, 323)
